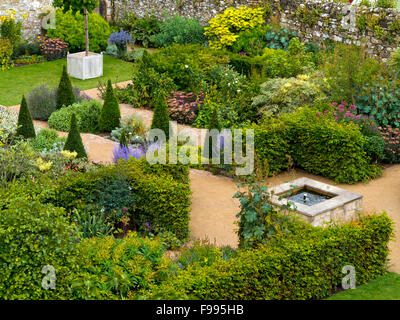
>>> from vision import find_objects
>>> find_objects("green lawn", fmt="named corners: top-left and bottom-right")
top-left (328, 272), bottom-right (400, 300)
top-left (0, 55), bottom-right (133, 106)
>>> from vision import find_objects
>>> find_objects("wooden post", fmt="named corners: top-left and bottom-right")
top-left (84, 8), bottom-right (89, 56)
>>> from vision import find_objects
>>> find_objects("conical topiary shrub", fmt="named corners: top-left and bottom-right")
top-left (98, 80), bottom-right (121, 132)
top-left (16, 95), bottom-right (36, 139)
top-left (64, 113), bottom-right (87, 159)
top-left (151, 92), bottom-right (171, 140)
top-left (203, 107), bottom-right (221, 160)
top-left (56, 65), bottom-right (75, 109)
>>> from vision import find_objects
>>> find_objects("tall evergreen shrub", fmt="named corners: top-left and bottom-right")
top-left (16, 95), bottom-right (36, 139)
top-left (98, 80), bottom-right (121, 132)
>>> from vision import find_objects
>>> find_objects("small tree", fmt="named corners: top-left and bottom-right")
top-left (98, 80), bottom-right (121, 132)
top-left (16, 95), bottom-right (36, 139)
top-left (203, 107), bottom-right (221, 160)
top-left (53, 0), bottom-right (99, 56)
top-left (64, 113), bottom-right (87, 159)
top-left (56, 65), bottom-right (75, 109)
top-left (151, 92), bottom-right (171, 140)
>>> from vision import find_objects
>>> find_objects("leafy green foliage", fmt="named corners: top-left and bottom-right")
top-left (74, 210), bottom-right (114, 239)
top-left (53, 0), bottom-right (99, 13)
top-left (98, 80), bottom-right (121, 133)
top-left (254, 108), bottom-right (382, 183)
top-left (0, 199), bottom-right (80, 299)
top-left (232, 25), bottom-right (297, 56)
top-left (122, 52), bottom-right (176, 107)
top-left (229, 38), bottom-right (314, 79)
top-left (323, 44), bottom-right (382, 104)
top-left (31, 128), bottom-right (66, 152)
top-left (234, 173), bottom-right (294, 248)
top-left (16, 96), bottom-right (36, 139)
top-left (0, 38), bottom-right (14, 71)
top-left (47, 9), bottom-right (111, 53)
top-left (142, 44), bottom-right (229, 92)
top-left (48, 99), bottom-right (102, 133)
top-left (56, 65), bottom-right (76, 109)
top-left (119, 12), bottom-right (161, 48)
top-left (64, 113), bottom-right (87, 159)
top-left (149, 213), bottom-right (393, 300)
top-left (203, 106), bottom-right (221, 160)
top-left (49, 159), bottom-right (191, 240)
top-left (252, 73), bottom-right (329, 116)
top-left (71, 233), bottom-right (166, 299)
top-left (153, 15), bottom-right (206, 46)
top-left (116, 159), bottom-right (191, 240)
top-left (356, 77), bottom-right (400, 128)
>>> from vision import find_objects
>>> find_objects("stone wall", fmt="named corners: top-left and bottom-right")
top-left (0, 0), bottom-right (53, 39)
top-left (3, 0), bottom-right (400, 59)
top-left (268, 0), bottom-right (400, 59)
top-left (111, 0), bottom-right (253, 23)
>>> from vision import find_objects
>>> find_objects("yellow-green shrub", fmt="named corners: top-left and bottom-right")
top-left (0, 200), bottom-right (80, 299)
top-left (148, 213), bottom-right (393, 300)
top-left (0, 38), bottom-right (13, 70)
top-left (205, 6), bottom-right (265, 50)
top-left (71, 232), bottom-right (167, 299)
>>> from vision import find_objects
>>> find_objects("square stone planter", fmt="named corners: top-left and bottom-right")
top-left (67, 52), bottom-right (103, 80)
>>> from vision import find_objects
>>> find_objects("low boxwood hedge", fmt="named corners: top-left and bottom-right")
top-left (47, 158), bottom-right (191, 240)
top-left (148, 212), bottom-right (393, 300)
top-left (253, 108), bottom-right (382, 183)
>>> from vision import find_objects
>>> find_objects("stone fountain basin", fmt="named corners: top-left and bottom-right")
top-left (269, 177), bottom-right (363, 227)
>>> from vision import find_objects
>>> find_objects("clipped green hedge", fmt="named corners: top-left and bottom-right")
top-left (48, 100), bottom-right (102, 133)
top-left (116, 158), bottom-right (191, 240)
top-left (250, 121), bottom-right (290, 175)
top-left (254, 108), bottom-right (382, 183)
top-left (148, 213), bottom-right (393, 300)
top-left (49, 159), bottom-right (191, 240)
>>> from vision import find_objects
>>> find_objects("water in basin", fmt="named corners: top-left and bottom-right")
top-left (287, 188), bottom-right (332, 206)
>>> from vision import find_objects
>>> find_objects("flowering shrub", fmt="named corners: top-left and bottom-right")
top-left (379, 126), bottom-right (400, 163)
top-left (205, 7), bottom-right (265, 49)
top-left (40, 38), bottom-right (68, 61)
top-left (0, 9), bottom-right (24, 46)
top-left (319, 101), bottom-right (386, 162)
top-left (167, 91), bottom-right (204, 125)
top-left (112, 144), bottom-right (145, 163)
top-left (108, 30), bottom-right (135, 53)
top-left (0, 38), bottom-right (13, 70)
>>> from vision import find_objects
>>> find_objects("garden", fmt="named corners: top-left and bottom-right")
top-left (0, 0), bottom-right (399, 300)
